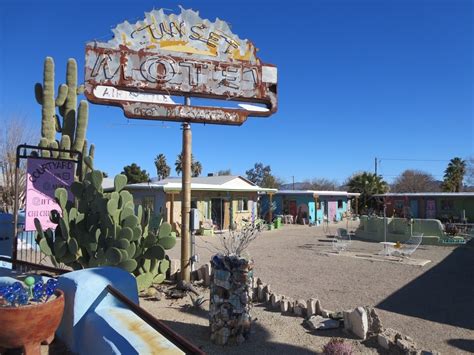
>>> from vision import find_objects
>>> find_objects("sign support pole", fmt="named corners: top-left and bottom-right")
top-left (181, 96), bottom-right (192, 282)
top-left (12, 150), bottom-right (20, 268)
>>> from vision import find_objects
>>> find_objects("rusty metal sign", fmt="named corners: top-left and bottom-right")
top-left (84, 7), bottom-right (277, 125)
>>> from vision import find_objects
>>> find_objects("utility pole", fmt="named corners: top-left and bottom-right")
top-left (375, 157), bottom-right (378, 175)
top-left (292, 176), bottom-right (295, 190)
top-left (180, 96), bottom-right (192, 283)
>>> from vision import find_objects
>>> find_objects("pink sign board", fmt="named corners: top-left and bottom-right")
top-left (25, 158), bottom-right (75, 231)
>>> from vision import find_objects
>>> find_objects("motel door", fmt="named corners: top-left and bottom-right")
top-left (308, 202), bottom-right (315, 224)
top-left (328, 201), bottom-right (337, 222)
top-left (211, 198), bottom-right (223, 230)
top-left (426, 200), bottom-right (436, 219)
top-left (289, 200), bottom-right (297, 220)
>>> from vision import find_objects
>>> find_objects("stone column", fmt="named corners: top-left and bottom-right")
top-left (209, 254), bottom-right (253, 345)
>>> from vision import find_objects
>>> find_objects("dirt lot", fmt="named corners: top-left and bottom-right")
top-left (142, 221), bottom-right (474, 354)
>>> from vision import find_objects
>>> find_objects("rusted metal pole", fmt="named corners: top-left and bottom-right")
top-left (180, 96), bottom-right (192, 282)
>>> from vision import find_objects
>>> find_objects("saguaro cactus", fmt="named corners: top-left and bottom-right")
top-left (35, 57), bottom-right (93, 176)
top-left (34, 170), bottom-right (176, 291)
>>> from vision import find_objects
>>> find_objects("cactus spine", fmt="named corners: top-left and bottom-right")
top-left (34, 170), bottom-right (176, 291)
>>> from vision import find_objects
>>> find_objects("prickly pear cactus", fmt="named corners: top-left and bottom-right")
top-left (35, 56), bottom-right (93, 179)
top-left (34, 170), bottom-right (176, 291)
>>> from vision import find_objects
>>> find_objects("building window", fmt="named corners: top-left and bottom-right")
top-left (191, 200), bottom-right (197, 209)
top-left (142, 196), bottom-right (155, 211)
top-left (337, 200), bottom-right (343, 208)
top-left (441, 199), bottom-right (454, 211)
top-left (238, 198), bottom-right (248, 211)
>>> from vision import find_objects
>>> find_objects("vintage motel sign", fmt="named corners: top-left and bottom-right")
top-left (84, 8), bottom-right (278, 125)
top-left (84, 7), bottom-right (278, 283)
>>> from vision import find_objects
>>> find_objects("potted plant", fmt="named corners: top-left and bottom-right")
top-left (209, 222), bottom-right (260, 345)
top-left (0, 277), bottom-right (64, 354)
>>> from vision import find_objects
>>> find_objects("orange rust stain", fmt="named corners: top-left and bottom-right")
top-left (110, 309), bottom-right (184, 355)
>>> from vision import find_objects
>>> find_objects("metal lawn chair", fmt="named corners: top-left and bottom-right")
top-left (391, 233), bottom-right (423, 257)
top-left (332, 228), bottom-right (351, 252)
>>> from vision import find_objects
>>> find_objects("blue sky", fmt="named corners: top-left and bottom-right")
top-left (1, 0), bottom-right (472, 184)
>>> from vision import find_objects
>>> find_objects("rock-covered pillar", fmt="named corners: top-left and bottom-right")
top-left (209, 254), bottom-right (253, 345)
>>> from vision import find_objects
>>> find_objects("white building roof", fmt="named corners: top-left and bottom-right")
top-left (276, 190), bottom-right (360, 197)
top-left (123, 175), bottom-right (277, 193)
top-left (374, 192), bottom-right (474, 198)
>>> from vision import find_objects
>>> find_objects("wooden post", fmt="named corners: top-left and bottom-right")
top-left (313, 194), bottom-right (319, 225)
top-left (268, 193), bottom-right (273, 223)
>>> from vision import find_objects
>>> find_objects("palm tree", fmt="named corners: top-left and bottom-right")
top-left (175, 153), bottom-right (203, 177)
top-left (347, 172), bottom-right (389, 214)
top-left (442, 157), bottom-right (466, 192)
top-left (192, 161), bottom-right (202, 177)
top-left (154, 153), bottom-right (170, 180)
top-left (175, 153), bottom-right (183, 176)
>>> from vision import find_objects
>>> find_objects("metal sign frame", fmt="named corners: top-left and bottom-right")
top-left (11, 144), bottom-right (82, 268)
top-left (84, 8), bottom-right (278, 126)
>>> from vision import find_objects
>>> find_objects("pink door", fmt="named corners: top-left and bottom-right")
top-left (328, 201), bottom-right (337, 222)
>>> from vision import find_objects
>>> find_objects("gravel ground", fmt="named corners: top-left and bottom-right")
top-left (143, 220), bottom-right (474, 354)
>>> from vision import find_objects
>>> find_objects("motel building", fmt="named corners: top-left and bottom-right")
top-left (117, 175), bottom-right (276, 234)
top-left (260, 190), bottom-right (360, 226)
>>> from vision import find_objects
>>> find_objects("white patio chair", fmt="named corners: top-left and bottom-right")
top-left (391, 233), bottom-right (423, 257)
top-left (332, 228), bottom-right (351, 252)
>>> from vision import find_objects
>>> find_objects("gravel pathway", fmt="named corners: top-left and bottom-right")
top-left (156, 221), bottom-right (474, 354)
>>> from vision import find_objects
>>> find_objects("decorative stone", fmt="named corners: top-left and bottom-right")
top-left (293, 299), bottom-right (307, 317)
top-left (304, 315), bottom-right (340, 331)
top-left (365, 307), bottom-right (383, 335)
top-left (196, 267), bottom-right (204, 281)
top-left (306, 298), bottom-right (318, 317)
top-left (263, 285), bottom-right (271, 303)
top-left (343, 307), bottom-right (369, 339)
top-left (209, 254), bottom-right (254, 345)
top-left (321, 309), bottom-right (333, 318)
top-left (270, 294), bottom-right (280, 309)
top-left (377, 328), bottom-right (399, 349)
top-left (396, 336), bottom-right (417, 352)
top-left (316, 299), bottom-right (322, 315)
top-left (257, 285), bottom-right (265, 302)
top-left (264, 291), bottom-right (271, 303)
top-left (280, 299), bottom-right (290, 313)
top-left (202, 263), bottom-right (211, 286)
top-left (329, 311), bottom-right (344, 320)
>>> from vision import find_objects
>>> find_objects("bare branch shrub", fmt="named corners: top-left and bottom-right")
top-left (219, 220), bottom-right (262, 256)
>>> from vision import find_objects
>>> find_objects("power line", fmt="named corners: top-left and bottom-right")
top-left (379, 158), bottom-right (451, 162)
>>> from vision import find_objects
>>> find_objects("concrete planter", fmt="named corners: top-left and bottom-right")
top-left (0, 289), bottom-right (65, 354)
top-left (209, 254), bottom-right (253, 345)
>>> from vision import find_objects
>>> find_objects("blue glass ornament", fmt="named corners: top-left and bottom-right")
top-left (4, 291), bottom-right (16, 305)
top-left (0, 285), bottom-right (8, 297)
top-left (32, 281), bottom-right (44, 301)
top-left (18, 290), bottom-right (28, 305)
top-left (12, 282), bottom-right (23, 294)
top-left (46, 278), bottom-right (58, 289)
